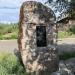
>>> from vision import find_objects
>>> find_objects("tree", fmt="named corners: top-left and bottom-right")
top-left (69, 0), bottom-right (75, 19)
top-left (45, 0), bottom-right (75, 21)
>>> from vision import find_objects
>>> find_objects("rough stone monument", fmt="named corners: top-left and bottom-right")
top-left (18, 1), bottom-right (58, 75)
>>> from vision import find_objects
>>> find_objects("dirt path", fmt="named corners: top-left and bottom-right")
top-left (58, 38), bottom-right (75, 53)
top-left (0, 40), bottom-right (18, 53)
top-left (0, 38), bottom-right (75, 53)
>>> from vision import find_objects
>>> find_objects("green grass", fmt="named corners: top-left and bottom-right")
top-left (0, 23), bottom-right (75, 40)
top-left (0, 52), bottom-right (75, 75)
top-left (0, 23), bottom-right (18, 40)
top-left (58, 25), bottom-right (75, 38)
top-left (0, 52), bottom-right (27, 75)
top-left (58, 31), bottom-right (72, 38)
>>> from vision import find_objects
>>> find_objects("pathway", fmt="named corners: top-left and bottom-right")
top-left (0, 38), bottom-right (75, 53)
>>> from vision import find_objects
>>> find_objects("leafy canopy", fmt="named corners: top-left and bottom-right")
top-left (45, 0), bottom-right (75, 20)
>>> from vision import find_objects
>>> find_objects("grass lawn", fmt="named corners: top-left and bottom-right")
top-left (0, 23), bottom-right (75, 40)
top-left (0, 52), bottom-right (27, 75)
top-left (58, 31), bottom-right (75, 38)
top-left (0, 51), bottom-right (75, 75)
top-left (0, 23), bottom-right (18, 40)
top-left (58, 25), bottom-right (75, 38)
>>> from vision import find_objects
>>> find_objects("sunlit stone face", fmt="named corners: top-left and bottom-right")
top-left (18, 1), bottom-right (58, 74)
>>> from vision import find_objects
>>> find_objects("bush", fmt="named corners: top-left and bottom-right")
top-left (68, 25), bottom-right (75, 34)
top-left (0, 52), bottom-right (26, 75)
top-left (58, 31), bottom-right (71, 38)
top-left (0, 23), bottom-right (18, 40)
top-left (0, 52), bottom-right (75, 75)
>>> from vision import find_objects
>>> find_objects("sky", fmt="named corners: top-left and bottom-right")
top-left (0, 0), bottom-right (48, 23)
top-left (0, 0), bottom-right (46, 8)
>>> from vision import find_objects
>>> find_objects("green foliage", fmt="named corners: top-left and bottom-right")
top-left (47, 0), bottom-right (75, 19)
top-left (68, 25), bottom-right (75, 34)
top-left (58, 25), bottom-right (75, 38)
top-left (0, 23), bottom-right (18, 40)
top-left (0, 23), bottom-right (75, 39)
top-left (58, 31), bottom-right (72, 38)
top-left (10, 34), bottom-right (18, 39)
top-left (0, 23), bottom-right (18, 34)
top-left (0, 52), bottom-right (27, 75)
top-left (69, 0), bottom-right (75, 18)
top-left (0, 52), bottom-right (75, 75)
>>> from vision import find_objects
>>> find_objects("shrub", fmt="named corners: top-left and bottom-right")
top-left (0, 52), bottom-right (26, 75)
top-left (68, 25), bottom-right (75, 34)
top-left (58, 31), bottom-right (71, 38)
top-left (0, 23), bottom-right (18, 40)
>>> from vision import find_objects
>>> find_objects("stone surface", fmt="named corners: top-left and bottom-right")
top-left (18, 1), bottom-right (58, 75)
top-left (51, 58), bottom-right (75, 75)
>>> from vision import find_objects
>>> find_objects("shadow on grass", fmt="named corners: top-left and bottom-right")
top-left (68, 25), bottom-right (75, 34)
top-left (58, 43), bottom-right (75, 60)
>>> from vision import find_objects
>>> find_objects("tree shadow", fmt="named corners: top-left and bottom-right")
top-left (58, 43), bottom-right (75, 54)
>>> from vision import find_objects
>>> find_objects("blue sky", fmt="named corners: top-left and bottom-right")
top-left (0, 0), bottom-right (46, 8)
top-left (0, 0), bottom-right (47, 23)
